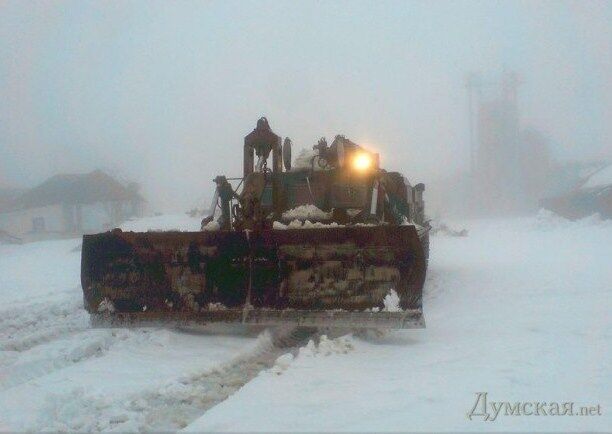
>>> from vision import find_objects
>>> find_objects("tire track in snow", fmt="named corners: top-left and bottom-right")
top-left (0, 290), bottom-right (109, 389)
top-left (37, 328), bottom-right (319, 432)
top-left (0, 329), bottom-right (132, 391)
top-left (0, 294), bottom-right (89, 353)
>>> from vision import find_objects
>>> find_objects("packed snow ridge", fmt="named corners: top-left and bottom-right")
top-left (291, 149), bottom-right (325, 171)
top-left (534, 208), bottom-right (611, 230)
top-left (202, 220), bottom-right (221, 231)
top-left (268, 335), bottom-right (355, 376)
top-left (281, 204), bottom-right (332, 222)
top-left (121, 214), bottom-right (203, 232)
top-left (273, 219), bottom-right (344, 230)
top-left (382, 289), bottom-right (402, 312)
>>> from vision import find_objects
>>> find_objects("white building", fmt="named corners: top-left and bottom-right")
top-left (0, 170), bottom-right (144, 241)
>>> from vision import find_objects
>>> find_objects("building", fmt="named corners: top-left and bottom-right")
top-left (467, 72), bottom-right (553, 215)
top-left (0, 170), bottom-right (145, 240)
top-left (541, 164), bottom-right (612, 220)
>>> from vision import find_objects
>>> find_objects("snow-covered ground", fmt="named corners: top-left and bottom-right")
top-left (188, 211), bottom-right (611, 432)
top-left (0, 215), bottom-right (258, 432)
top-left (0, 212), bottom-right (610, 431)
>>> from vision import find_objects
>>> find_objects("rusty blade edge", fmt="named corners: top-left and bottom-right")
top-left (90, 309), bottom-right (425, 330)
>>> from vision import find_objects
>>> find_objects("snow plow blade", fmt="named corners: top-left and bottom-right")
top-left (90, 310), bottom-right (424, 329)
top-left (81, 226), bottom-right (427, 330)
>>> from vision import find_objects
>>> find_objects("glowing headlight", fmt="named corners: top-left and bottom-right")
top-left (352, 153), bottom-right (373, 171)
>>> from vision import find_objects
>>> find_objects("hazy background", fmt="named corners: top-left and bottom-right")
top-left (1, 0), bottom-right (610, 212)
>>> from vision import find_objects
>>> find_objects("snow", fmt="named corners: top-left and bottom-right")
top-left (270, 353), bottom-right (294, 375)
top-left (97, 298), bottom-right (115, 313)
top-left (273, 219), bottom-right (343, 229)
top-left (186, 214), bottom-right (611, 432)
top-left (534, 208), bottom-right (610, 230)
top-left (302, 220), bottom-right (342, 228)
top-left (202, 220), bottom-right (220, 231)
top-left (292, 148), bottom-right (325, 171)
top-left (120, 214), bottom-right (203, 232)
top-left (281, 204), bottom-right (332, 221)
top-left (382, 289), bottom-right (401, 312)
top-left (0, 215), bottom-right (256, 432)
top-left (273, 221), bottom-right (288, 230)
top-left (0, 238), bottom-right (82, 307)
top-left (0, 329), bottom-right (256, 431)
top-left (1, 212), bottom-right (610, 432)
top-left (582, 164), bottom-right (612, 189)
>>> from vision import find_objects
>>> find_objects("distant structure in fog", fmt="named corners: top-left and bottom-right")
top-left (429, 72), bottom-right (607, 219)
top-left (0, 170), bottom-right (145, 241)
top-left (466, 71), bottom-right (553, 214)
top-left (541, 163), bottom-right (612, 220)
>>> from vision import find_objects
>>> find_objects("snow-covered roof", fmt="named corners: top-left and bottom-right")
top-left (582, 164), bottom-right (612, 189)
top-left (3, 170), bottom-right (144, 212)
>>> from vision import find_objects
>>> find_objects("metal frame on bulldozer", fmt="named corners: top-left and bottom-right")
top-left (90, 308), bottom-right (425, 329)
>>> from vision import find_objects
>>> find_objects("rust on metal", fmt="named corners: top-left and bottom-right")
top-left (81, 226), bottom-right (427, 327)
top-left (90, 309), bottom-right (425, 330)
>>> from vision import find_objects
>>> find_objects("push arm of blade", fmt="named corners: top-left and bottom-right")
top-left (306, 176), bottom-right (315, 203)
top-left (370, 180), bottom-right (379, 216)
top-left (337, 140), bottom-right (345, 168)
top-left (204, 187), bottom-right (220, 220)
top-left (255, 155), bottom-right (266, 172)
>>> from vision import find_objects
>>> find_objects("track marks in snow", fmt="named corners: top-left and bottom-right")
top-left (0, 294), bottom-right (89, 353)
top-left (36, 329), bottom-right (325, 432)
top-left (0, 330), bottom-right (119, 390)
top-left (0, 290), bottom-right (109, 390)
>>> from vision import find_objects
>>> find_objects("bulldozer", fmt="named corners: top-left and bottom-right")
top-left (81, 118), bottom-right (429, 330)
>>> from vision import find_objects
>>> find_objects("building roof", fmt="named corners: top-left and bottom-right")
top-left (541, 163), bottom-right (612, 220)
top-left (582, 164), bottom-right (612, 189)
top-left (5, 170), bottom-right (143, 212)
top-left (543, 161), bottom-right (608, 198)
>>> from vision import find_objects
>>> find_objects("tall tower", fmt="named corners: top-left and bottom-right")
top-left (467, 71), bottom-right (523, 213)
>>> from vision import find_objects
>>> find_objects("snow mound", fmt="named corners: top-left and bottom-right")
top-left (534, 208), bottom-right (571, 228)
top-left (273, 219), bottom-right (344, 230)
top-left (97, 298), bottom-right (115, 313)
top-left (282, 205), bottom-right (332, 221)
top-left (297, 335), bottom-right (354, 358)
top-left (202, 220), bottom-right (220, 232)
top-left (206, 302), bottom-right (227, 311)
top-left (292, 149), bottom-right (325, 171)
top-left (121, 214), bottom-right (203, 232)
top-left (430, 219), bottom-right (468, 237)
top-left (382, 289), bottom-right (402, 312)
top-left (273, 221), bottom-right (287, 230)
top-left (534, 208), bottom-right (611, 230)
top-left (270, 353), bottom-right (294, 375)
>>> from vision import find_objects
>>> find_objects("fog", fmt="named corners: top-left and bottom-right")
top-left (1, 0), bottom-right (610, 213)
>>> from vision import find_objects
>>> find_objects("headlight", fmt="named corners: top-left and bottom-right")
top-left (352, 153), bottom-right (373, 171)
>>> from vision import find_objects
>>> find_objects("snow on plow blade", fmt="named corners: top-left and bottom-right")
top-left (81, 226), bottom-right (427, 329)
